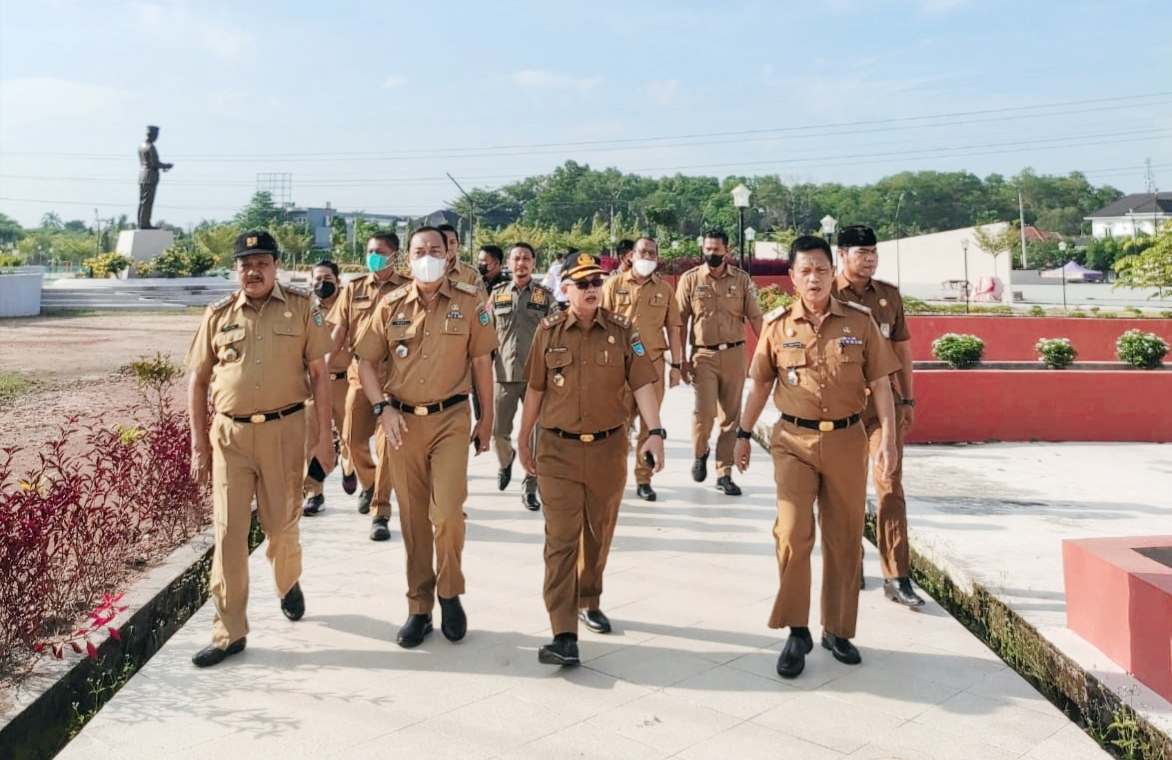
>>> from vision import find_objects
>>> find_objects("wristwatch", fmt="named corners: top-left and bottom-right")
top-left (647, 428), bottom-right (667, 439)
top-left (900, 398), bottom-right (916, 407)
top-left (669, 362), bottom-right (682, 370)
top-left (372, 399), bottom-right (392, 417)
top-left (735, 426), bottom-right (753, 440)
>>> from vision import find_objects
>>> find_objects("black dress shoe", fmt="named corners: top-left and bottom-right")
top-left (357, 486), bottom-right (373, 514)
top-left (859, 564), bottom-right (866, 590)
top-left (715, 475), bottom-right (742, 496)
top-left (397, 614), bottom-right (433, 648)
top-left (776, 628), bottom-right (813, 679)
top-left (498, 453), bottom-right (514, 491)
top-left (691, 451), bottom-right (709, 482)
top-left (821, 632), bottom-right (862, 665)
top-left (370, 516), bottom-right (391, 542)
top-left (522, 492), bottom-right (541, 511)
top-left (342, 469), bottom-right (358, 495)
top-left (636, 483), bottom-right (657, 501)
top-left (439, 596), bottom-right (467, 642)
top-left (281, 582), bottom-right (305, 621)
top-left (578, 608), bottom-right (611, 634)
top-left (192, 637), bottom-right (246, 668)
top-left (538, 633), bottom-right (580, 666)
top-left (302, 494), bottom-right (324, 516)
top-left (884, 578), bottom-right (926, 608)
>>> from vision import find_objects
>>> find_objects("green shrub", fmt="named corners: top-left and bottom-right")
top-left (81, 252), bottom-right (132, 278)
top-left (931, 333), bottom-right (984, 369)
top-left (756, 284), bottom-right (794, 312)
top-left (1161, 310), bottom-right (1172, 319)
top-left (902, 295), bottom-right (931, 313)
top-left (141, 241), bottom-right (218, 278)
top-left (1028, 305), bottom-right (1045, 317)
top-left (0, 252), bottom-right (25, 268)
top-left (1116, 330), bottom-right (1169, 369)
top-left (1035, 338), bottom-right (1076, 369)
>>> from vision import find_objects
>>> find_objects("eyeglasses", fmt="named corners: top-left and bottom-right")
top-left (572, 277), bottom-right (605, 290)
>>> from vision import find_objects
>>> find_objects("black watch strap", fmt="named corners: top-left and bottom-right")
top-left (670, 363), bottom-right (682, 369)
top-left (372, 400), bottom-right (391, 417)
top-left (900, 398), bottom-right (916, 407)
top-left (647, 428), bottom-right (667, 439)
top-left (735, 426), bottom-right (753, 440)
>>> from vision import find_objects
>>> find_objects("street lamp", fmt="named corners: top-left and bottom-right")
top-left (1058, 241), bottom-right (1069, 312)
top-left (744, 227), bottom-right (756, 276)
top-left (820, 215), bottom-right (837, 246)
top-left (961, 238), bottom-right (970, 314)
top-left (732, 184), bottom-right (751, 271)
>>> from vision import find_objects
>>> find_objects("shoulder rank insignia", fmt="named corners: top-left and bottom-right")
top-left (454, 281), bottom-right (480, 295)
top-left (764, 305), bottom-right (790, 324)
top-left (843, 301), bottom-right (872, 315)
top-left (541, 310), bottom-right (568, 329)
top-left (605, 310), bottom-right (631, 329)
top-left (208, 292), bottom-right (234, 312)
top-left (284, 283), bottom-right (311, 298)
top-left (385, 284), bottom-right (411, 303)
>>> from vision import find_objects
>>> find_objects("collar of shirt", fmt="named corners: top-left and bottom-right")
top-left (234, 281), bottom-right (288, 310)
top-left (834, 272), bottom-right (874, 298)
top-left (621, 268), bottom-right (660, 288)
top-left (563, 308), bottom-right (608, 332)
top-left (791, 295), bottom-right (848, 324)
top-left (404, 277), bottom-right (455, 306)
top-left (702, 263), bottom-right (731, 280)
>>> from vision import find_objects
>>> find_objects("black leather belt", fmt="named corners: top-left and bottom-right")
top-left (699, 340), bottom-right (745, 351)
top-left (389, 394), bottom-right (468, 417)
top-left (330, 371), bottom-right (348, 380)
top-left (548, 426), bottom-right (622, 443)
top-left (223, 402), bottom-right (305, 424)
top-left (780, 412), bottom-right (861, 432)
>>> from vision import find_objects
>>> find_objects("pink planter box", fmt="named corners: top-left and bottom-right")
top-left (908, 316), bottom-right (1172, 363)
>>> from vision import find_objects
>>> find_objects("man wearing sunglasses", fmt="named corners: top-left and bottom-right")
top-left (517, 252), bottom-right (666, 666)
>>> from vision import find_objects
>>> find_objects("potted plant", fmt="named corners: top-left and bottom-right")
top-left (1036, 338), bottom-right (1076, 369)
top-left (931, 333), bottom-right (984, 369)
top-left (1116, 330), bottom-right (1170, 369)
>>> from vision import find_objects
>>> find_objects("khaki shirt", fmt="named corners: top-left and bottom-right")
top-left (448, 260), bottom-right (485, 292)
top-left (185, 283), bottom-right (332, 416)
top-left (832, 274), bottom-right (910, 343)
top-left (353, 279), bottom-right (498, 405)
top-left (317, 296), bottom-right (352, 373)
top-left (491, 278), bottom-right (555, 383)
top-left (676, 263), bottom-right (763, 348)
top-left (601, 269), bottom-right (681, 363)
top-left (749, 298), bottom-right (901, 421)
top-left (524, 308), bottom-right (658, 434)
top-left (327, 272), bottom-right (408, 352)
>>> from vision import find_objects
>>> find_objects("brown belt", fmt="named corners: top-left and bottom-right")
top-left (223, 402), bottom-right (305, 424)
top-left (548, 426), bottom-right (622, 443)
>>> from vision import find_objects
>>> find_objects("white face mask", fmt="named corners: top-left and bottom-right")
top-left (632, 259), bottom-right (657, 277)
top-left (410, 254), bottom-right (447, 283)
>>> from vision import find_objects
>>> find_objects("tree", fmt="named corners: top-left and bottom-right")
top-left (192, 223), bottom-right (239, 267)
top-left (970, 223), bottom-right (1018, 266)
top-left (0, 213), bottom-right (24, 245)
top-left (40, 212), bottom-right (64, 230)
top-left (270, 221), bottom-right (315, 269)
top-left (234, 191), bottom-right (287, 229)
top-left (1114, 222), bottom-right (1172, 297)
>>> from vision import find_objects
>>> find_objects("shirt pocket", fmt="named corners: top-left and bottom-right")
top-left (776, 347), bottom-right (807, 369)
top-left (595, 348), bottom-right (623, 367)
top-left (441, 318), bottom-right (469, 336)
top-left (272, 320), bottom-right (304, 338)
top-left (213, 328), bottom-right (246, 363)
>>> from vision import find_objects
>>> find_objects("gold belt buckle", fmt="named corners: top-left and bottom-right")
top-left (414, 406), bottom-right (429, 417)
top-left (818, 420), bottom-right (835, 432)
top-left (579, 433), bottom-right (595, 443)
top-left (250, 413), bottom-right (266, 424)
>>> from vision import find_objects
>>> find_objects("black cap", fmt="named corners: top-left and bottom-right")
top-left (837, 225), bottom-right (878, 248)
top-left (233, 230), bottom-right (280, 258)
top-left (562, 251), bottom-right (604, 281)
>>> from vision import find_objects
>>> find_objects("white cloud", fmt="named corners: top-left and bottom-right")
top-left (0, 78), bottom-right (137, 131)
top-left (512, 70), bottom-right (602, 91)
top-left (383, 75), bottom-right (409, 90)
top-left (131, 1), bottom-right (248, 59)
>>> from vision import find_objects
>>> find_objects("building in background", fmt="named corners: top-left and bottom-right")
top-left (1085, 193), bottom-right (1172, 238)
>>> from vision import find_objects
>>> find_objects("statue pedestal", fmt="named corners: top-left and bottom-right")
top-left (116, 229), bottom-right (174, 261)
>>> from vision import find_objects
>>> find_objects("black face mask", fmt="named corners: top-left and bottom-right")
top-left (313, 280), bottom-right (337, 300)
top-left (478, 263), bottom-right (490, 276)
top-left (705, 254), bottom-right (725, 268)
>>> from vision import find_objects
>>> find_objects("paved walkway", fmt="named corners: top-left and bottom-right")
top-left (61, 385), bottom-right (1105, 759)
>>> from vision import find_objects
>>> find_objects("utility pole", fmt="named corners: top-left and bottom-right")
top-left (893, 191), bottom-right (906, 287)
top-left (1018, 189), bottom-right (1028, 269)
top-left (446, 173), bottom-right (473, 260)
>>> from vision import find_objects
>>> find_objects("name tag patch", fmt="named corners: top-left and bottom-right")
top-left (782, 341), bottom-right (803, 348)
top-left (839, 336), bottom-right (864, 346)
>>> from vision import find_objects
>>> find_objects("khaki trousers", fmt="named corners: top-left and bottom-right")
top-left (626, 358), bottom-right (666, 485)
top-left (862, 403), bottom-right (910, 579)
top-left (342, 365), bottom-right (393, 519)
top-left (209, 411), bottom-right (305, 649)
top-left (537, 430), bottom-right (627, 636)
top-left (690, 344), bottom-right (746, 477)
top-left (767, 419), bottom-right (868, 639)
top-left (390, 402), bottom-right (471, 615)
top-left (303, 374), bottom-right (351, 497)
top-left (492, 381), bottom-right (538, 493)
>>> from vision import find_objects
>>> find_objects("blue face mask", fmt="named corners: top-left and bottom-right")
top-left (366, 252), bottom-right (389, 272)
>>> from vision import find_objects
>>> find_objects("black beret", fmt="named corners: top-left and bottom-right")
top-left (837, 225), bottom-right (877, 248)
top-left (233, 230), bottom-right (280, 258)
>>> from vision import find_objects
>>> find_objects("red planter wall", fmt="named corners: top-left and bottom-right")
top-left (906, 317), bottom-right (1172, 362)
top-left (908, 370), bottom-right (1172, 443)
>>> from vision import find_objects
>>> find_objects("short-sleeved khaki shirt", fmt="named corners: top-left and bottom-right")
top-left (832, 274), bottom-right (910, 343)
top-left (185, 283), bottom-right (332, 416)
top-left (524, 308), bottom-right (659, 434)
top-left (353, 279), bottom-right (498, 405)
top-left (491, 278), bottom-right (555, 383)
top-left (327, 271), bottom-right (408, 352)
top-left (676, 263), bottom-right (763, 348)
top-left (317, 296), bottom-right (352, 373)
top-left (448, 260), bottom-right (486, 292)
top-left (601, 269), bottom-right (682, 363)
top-left (749, 297), bottom-right (901, 421)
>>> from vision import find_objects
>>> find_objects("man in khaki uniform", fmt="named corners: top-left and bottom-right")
top-left (677, 230), bottom-right (763, 496)
top-left (734, 235), bottom-right (900, 679)
top-left (328, 232), bottom-right (404, 541)
top-left (302, 259), bottom-right (351, 516)
top-left (186, 231), bottom-right (335, 667)
top-left (832, 225), bottom-right (924, 607)
top-left (491, 242), bottom-right (554, 511)
top-left (355, 226), bottom-right (497, 648)
top-left (438, 223), bottom-right (485, 291)
top-left (601, 236), bottom-right (684, 501)
top-left (517, 252), bottom-right (665, 666)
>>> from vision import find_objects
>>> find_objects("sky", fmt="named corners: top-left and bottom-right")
top-left (1, 0), bottom-right (1170, 229)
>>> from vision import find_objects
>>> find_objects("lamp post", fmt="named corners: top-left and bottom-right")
top-left (744, 227), bottom-right (755, 276)
top-left (961, 238), bottom-right (970, 314)
top-left (731, 184), bottom-right (751, 272)
top-left (1058, 241), bottom-right (1069, 312)
top-left (820, 215), bottom-right (837, 247)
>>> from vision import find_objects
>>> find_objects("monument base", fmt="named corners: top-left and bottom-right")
top-left (116, 229), bottom-right (174, 262)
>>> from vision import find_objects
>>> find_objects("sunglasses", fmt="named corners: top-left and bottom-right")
top-left (572, 277), bottom-right (605, 290)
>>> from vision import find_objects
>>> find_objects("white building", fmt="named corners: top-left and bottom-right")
top-left (1084, 193), bottom-right (1171, 238)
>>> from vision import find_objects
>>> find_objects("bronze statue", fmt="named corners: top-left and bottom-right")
top-left (137, 125), bottom-right (173, 229)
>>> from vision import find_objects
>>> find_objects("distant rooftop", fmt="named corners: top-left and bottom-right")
top-left (1085, 192), bottom-right (1172, 219)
